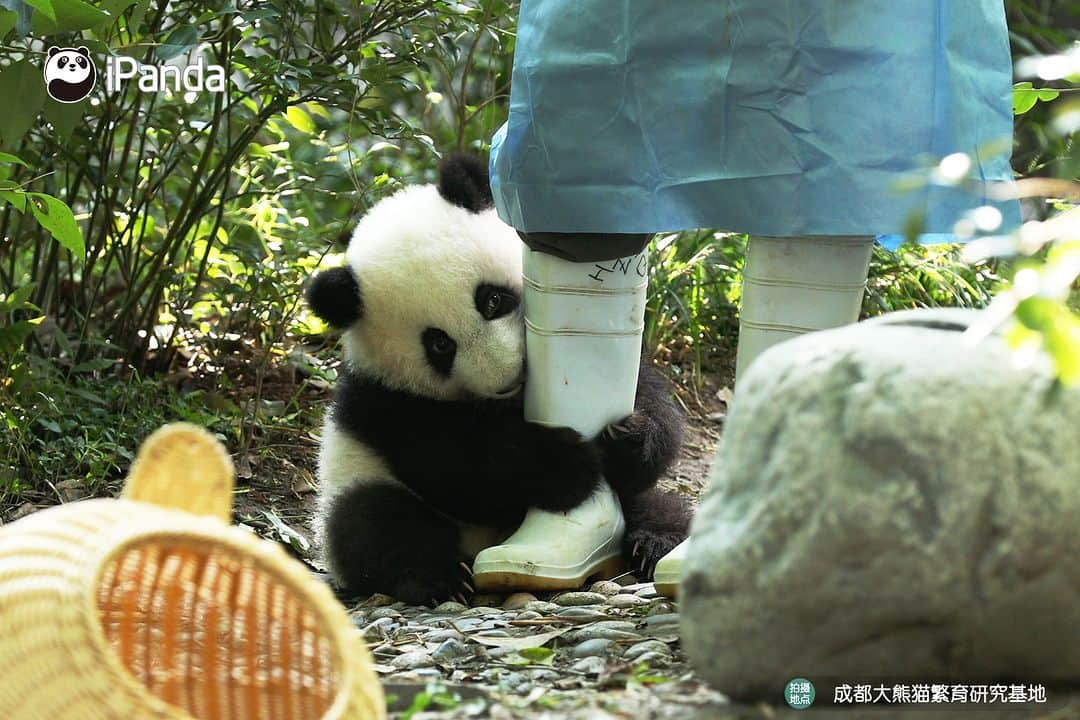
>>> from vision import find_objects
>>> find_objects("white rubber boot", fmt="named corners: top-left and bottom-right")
top-left (654, 235), bottom-right (874, 598)
top-left (472, 248), bottom-right (649, 592)
top-left (736, 236), bottom-right (874, 378)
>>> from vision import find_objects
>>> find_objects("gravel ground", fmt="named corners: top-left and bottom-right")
top-left (346, 581), bottom-right (1080, 720)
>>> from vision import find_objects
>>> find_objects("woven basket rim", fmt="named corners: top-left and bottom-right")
top-left (77, 499), bottom-right (358, 720)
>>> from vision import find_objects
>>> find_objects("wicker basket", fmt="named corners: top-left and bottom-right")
top-left (0, 423), bottom-right (385, 720)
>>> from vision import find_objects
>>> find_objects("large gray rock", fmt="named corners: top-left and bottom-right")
top-left (682, 309), bottom-right (1080, 700)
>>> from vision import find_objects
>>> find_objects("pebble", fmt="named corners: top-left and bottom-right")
top-left (515, 610), bottom-right (542, 621)
top-left (432, 601), bottom-right (467, 614)
top-left (570, 656), bottom-right (608, 675)
top-left (368, 607), bottom-right (403, 620)
top-left (554, 607), bottom-right (608, 622)
top-left (647, 601), bottom-right (677, 616)
top-left (474, 629), bottom-right (510, 638)
top-left (630, 651), bottom-right (670, 666)
top-left (623, 640), bottom-right (672, 661)
top-left (608, 593), bottom-right (649, 608)
top-left (390, 651), bottom-right (435, 670)
top-left (553, 591), bottom-right (607, 607)
top-left (528, 669), bottom-right (561, 682)
top-left (461, 606), bottom-right (500, 617)
top-left (502, 592), bottom-right (538, 610)
top-left (643, 613), bottom-right (680, 628)
top-left (486, 646), bottom-right (517, 659)
top-left (432, 638), bottom-right (471, 663)
top-left (422, 628), bottom-right (464, 643)
top-left (361, 616), bottom-right (397, 639)
top-left (568, 627), bottom-right (641, 642)
top-left (614, 574), bottom-right (639, 586)
top-left (523, 600), bottom-right (560, 614)
top-left (634, 584), bottom-right (661, 599)
top-left (571, 638), bottom-right (615, 658)
top-left (588, 580), bottom-right (623, 596)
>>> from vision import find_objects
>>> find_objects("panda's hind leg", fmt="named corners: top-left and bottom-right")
top-left (621, 487), bottom-right (693, 580)
top-left (323, 481), bottom-right (473, 606)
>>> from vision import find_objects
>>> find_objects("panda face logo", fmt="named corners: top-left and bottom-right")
top-left (43, 46), bottom-right (96, 103)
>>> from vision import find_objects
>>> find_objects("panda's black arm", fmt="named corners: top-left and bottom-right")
top-left (486, 422), bottom-right (605, 513)
top-left (596, 361), bottom-right (685, 498)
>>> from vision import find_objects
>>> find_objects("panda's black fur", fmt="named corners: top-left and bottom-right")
top-left (308, 155), bottom-right (691, 605)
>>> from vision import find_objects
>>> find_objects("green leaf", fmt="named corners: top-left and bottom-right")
top-left (71, 358), bottom-right (115, 373)
top-left (0, 61), bottom-right (47, 150)
top-left (1013, 81), bottom-right (1061, 115)
top-left (517, 647), bottom-right (555, 663)
top-left (28, 193), bottom-right (85, 259)
top-left (23, 0), bottom-right (55, 21)
top-left (35, 416), bottom-right (61, 433)
top-left (285, 106), bottom-right (315, 134)
top-left (157, 24), bottom-right (198, 60)
top-left (0, 151), bottom-right (27, 166)
top-left (0, 9), bottom-right (17, 38)
top-left (44, 97), bottom-right (85, 142)
top-left (0, 318), bottom-right (42, 354)
top-left (31, 0), bottom-right (107, 33)
top-left (0, 189), bottom-right (25, 212)
top-left (1014, 297), bottom-right (1080, 385)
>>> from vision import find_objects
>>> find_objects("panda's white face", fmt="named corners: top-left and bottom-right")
top-left (45, 49), bottom-right (92, 84)
top-left (323, 183), bottom-right (526, 401)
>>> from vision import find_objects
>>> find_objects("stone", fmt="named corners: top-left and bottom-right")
top-left (608, 593), bottom-right (649, 608)
top-left (368, 607), bottom-right (402, 621)
top-left (589, 580), bottom-right (623, 596)
top-left (553, 591), bottom-right (607, 607)
top-left (553, 607), bottom-right (607, 622)
top-left (431, 638), bottom-right (471, 663)
top-left (682, 309), bottom-right (1080, 700)
top-left (515, 610), bottom-right (542, 621)
top-left (571, 638), bottom-right (615, 658)
top-left (642, 613), bottom-right (680, 628)
top-left (432, 601), bottom-right (467, 615)
top-left (390, 651), bottom-right (435, 670)
top-left (460, 606), bottom-right (500, 617)
top-left (567, 626), bottom-right (640, 643)
top-left (523, 600), bottom-right (560, 614)
top-left (422, 629), bottom-right (464, 643)
top-left (623, 640), bottom-right (672, 661)
top-left (570, 656), bottom-right (608, 675)
top-left (503, 592), bottom-right (538, 610)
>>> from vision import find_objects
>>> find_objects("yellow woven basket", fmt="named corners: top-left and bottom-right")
top-left (0, 423), bottom-right (385, 720)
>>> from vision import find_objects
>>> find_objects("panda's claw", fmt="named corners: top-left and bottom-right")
top-left (632, 541), bottom-right (641, 559)
top-left (459, 561), bottom-right (473, 577)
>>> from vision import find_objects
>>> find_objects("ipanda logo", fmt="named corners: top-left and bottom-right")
top-left (43, 45), bottom-right (226, 103)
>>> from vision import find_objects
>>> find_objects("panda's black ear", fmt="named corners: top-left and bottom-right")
top-left (437, 153), bottom-right (493, 213)
top-left (48, 46), bottom-right (60, 57)
top-left (307, 266), bottom-right (363, 328)
top-left (76, 46), bottom-right (90, 57)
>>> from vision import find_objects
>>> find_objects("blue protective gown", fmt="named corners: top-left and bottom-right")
top-left (490, 0), bottom-right (1019, 245)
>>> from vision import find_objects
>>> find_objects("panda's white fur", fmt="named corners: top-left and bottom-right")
top-left (338, 184), bottom-right (525, 401)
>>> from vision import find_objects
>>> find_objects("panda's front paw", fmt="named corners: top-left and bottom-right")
top-left (527, 425), bottom-right (603, 511)
top-left (602, 411), bottom-right (655, 458)
top-left (389, 560), bottom-right (475, 607)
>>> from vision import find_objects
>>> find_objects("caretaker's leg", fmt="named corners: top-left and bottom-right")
top-left (653, 234), bottom-right (875, 597)
top-left (472, 234), bottom-right (652, 591)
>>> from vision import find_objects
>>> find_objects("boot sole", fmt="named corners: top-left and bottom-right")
top-left (472, 553), bottom-right (625, 592)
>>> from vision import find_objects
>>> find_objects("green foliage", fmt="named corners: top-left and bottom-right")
top-left (0, 0), bottom-right (516, 503)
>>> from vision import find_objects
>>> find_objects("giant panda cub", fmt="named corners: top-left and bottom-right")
top-left (307, 155), bottom-right (691, 605)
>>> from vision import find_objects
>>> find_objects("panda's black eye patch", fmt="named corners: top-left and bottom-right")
top-left (475, 284), bottom-right (519, 321)
top-left (58, 55), bottom-right (68, 65)
top-left (77, 57), bottom-right (86, 68)
top-left (422, 327), bottom-right (456, 377)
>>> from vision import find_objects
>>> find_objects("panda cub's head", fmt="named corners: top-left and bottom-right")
top-left (43, 46), bottom-right (96, 103)
top-left (307, 155), bottom-right (525, 401)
